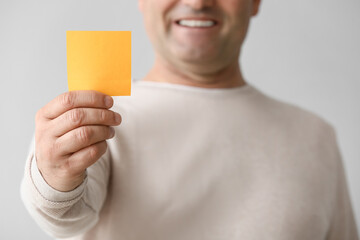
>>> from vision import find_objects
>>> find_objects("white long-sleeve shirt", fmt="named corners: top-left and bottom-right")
top-left (21, 81), bottom-right (358, 240)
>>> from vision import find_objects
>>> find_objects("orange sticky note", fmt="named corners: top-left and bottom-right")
top-left (66, 31), bottom-right (131, 96)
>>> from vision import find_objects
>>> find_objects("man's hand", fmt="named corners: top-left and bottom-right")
top-left (34, 91), bottom-right (121, 192)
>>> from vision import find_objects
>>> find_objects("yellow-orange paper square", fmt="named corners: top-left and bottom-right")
top-left (66, 31), bottom-right (131, 96)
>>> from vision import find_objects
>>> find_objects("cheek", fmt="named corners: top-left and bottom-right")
top-left (142, 0), bottom-right (171, 37)
top-left (142, 5), bottom-right (159, 42)
top-left (224, 2), bottom-right (252, 34)
top-left (222, 0), bottom-right (253, 21)
top-left (217, 1), bottom-right (252, 51)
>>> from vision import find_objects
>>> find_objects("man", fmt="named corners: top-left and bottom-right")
top-left (21, 0), bottom-right (358, 239)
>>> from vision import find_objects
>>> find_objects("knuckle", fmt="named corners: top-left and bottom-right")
top-left (77, 126), bottom-right (92, 144)
top-left (60, 92), bottom-right (75, 109)
top-left (44, 143), bottom-right (57, 160)
top-left (89, 146), bottom-right (99, 159)
top-left (88, 91), bottom-right (97, 106)
top-left (89, 142), bottom-right (107, 160)
top-left (35, 109), bottom-right (43, 122)
top-left (41, 142), bottom-right (58, 162)
top-left (61, 160), bottom-right (75, 176)
top-left (100, 109), bottom-right (107, 122)
top-left (68, 109), bottom-right (84, 125)
top-left (54, 162), bottom-right (75, 178)
top-left (52, 139), bottom-right (62, 153)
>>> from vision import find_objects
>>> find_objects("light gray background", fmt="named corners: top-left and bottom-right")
top-left (0, 0), bottom-right (359, 239)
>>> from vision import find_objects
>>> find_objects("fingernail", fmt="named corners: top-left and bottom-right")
top-left (115, 113), bottom-right (122, 124)
top-left (109, 127), bottom-right (115, 138)
top-left (105, 96), bottom-right (113, 108)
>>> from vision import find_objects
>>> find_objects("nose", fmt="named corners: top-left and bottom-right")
top-left (181, 0), bottom-right (214, 10)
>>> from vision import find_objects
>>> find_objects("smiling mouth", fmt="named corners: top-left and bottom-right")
top-left (175, 19), bottom-right (218, 28)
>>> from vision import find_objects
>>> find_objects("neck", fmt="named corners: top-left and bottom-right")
top-left (142, 56), bottom-right (246, 89)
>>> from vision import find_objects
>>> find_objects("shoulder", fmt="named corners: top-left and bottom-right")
top-left (247, 86), bottom-right (340, 160)
top-left (251, 86), bottom-right (336, 137)
top-left (251, 87), bottom-right (342, 174)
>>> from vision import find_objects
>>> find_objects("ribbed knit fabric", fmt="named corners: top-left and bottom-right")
top-left (21, 81), bottom-right (358, 240)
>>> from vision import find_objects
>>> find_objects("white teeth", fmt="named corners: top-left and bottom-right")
top-left (178, 20), bottom-right (215, 28)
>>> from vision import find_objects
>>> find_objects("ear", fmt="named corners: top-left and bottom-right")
top-left (252, 0), bottom-right (261, 16)
top-left (138, 0), bottom-right (144, 13)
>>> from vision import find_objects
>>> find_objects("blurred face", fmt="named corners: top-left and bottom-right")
top-left (139, 0), bottom-right (260, 73)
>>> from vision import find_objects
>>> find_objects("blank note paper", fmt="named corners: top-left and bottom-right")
top-left (66, 31), bottom-right (131, 96)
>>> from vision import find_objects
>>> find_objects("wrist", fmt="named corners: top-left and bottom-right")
top-left (39, 169), bottom-right (86, 192)
top-left (30, 153), bottom-right (88, 202)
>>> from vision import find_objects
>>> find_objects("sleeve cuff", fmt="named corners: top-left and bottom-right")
top-left (30, 154), bottom-right (88, 203)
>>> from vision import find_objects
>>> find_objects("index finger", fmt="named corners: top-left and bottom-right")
top-left (41, 90), bottom-right (113, 119)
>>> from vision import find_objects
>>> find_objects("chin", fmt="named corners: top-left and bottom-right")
top-left (175, 48), bottom-right (219, 64)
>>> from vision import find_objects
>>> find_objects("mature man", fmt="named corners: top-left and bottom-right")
top-left (21, 0), bottom-right (358, 239)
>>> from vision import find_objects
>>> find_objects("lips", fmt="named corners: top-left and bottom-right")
top-left (174, 18), bottom-right (219, 28)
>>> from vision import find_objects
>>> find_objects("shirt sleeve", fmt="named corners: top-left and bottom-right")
top-left (20, 136), bottom-right (111, 239)
top-left (326, 129), bottom-right (359, 240)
